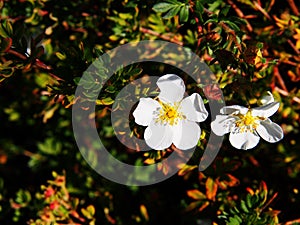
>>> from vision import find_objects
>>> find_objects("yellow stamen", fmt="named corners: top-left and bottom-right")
top-left (155, 102), bottom-right (185, 126)
top-left (235, 110), bottom-right (259, 132)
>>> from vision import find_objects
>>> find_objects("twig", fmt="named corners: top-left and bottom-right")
top-left (219, 22), bottom-right (242, 52)
top-left (287, 39), bottom-right (300, 55)
top-left (274, 86), bottom-right (300, 104)
top-left (189, 1), bottom-right (203, 34)
top-left (287, 0), bottom-right (299, 15)
top-left (283, 218), bottom-right (300, 225)
top-left (139, 27), bottom-right (183, 46)
top-left (274, 66), bottom-right (288, 92)
top-left (261, 192), bottom-right (278, 212)
top-left (266, 0), bottom-right (275, 12)
top-left (7, 49), bottom-right (27, 60)
top-left (227, 0), bottom-right (253, 32)
top-left (7, 49), bottom-right (64, 81)
top-left (253, 1), bottom-right (272, 21)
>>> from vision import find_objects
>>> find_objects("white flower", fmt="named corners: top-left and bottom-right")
top-left (133, 74), bottom-right (208, 150)
top-left (211, 100), bottom-right (284, 150)
top-left (258, 91), bottom-right (274, 105)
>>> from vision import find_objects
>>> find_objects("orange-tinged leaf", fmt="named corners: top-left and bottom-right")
top-left (144, 158), bottom-right (155, 164)
top-left (185, 201), bottom-right (202, 211)
top-left (246, 187), bottom-right (255, 195)
top-left (177, 164), bottom-right (198, 176)
top-left (198, 201), bottom-right (210, 212)
top-left (187, 189), bottom-right (206, 200)
top-left (206, 177), bottom-right (218, 201)
top-left (225, 174), bottom-right (240, 187)
top-left (140, 204), bottom-right (149, 221)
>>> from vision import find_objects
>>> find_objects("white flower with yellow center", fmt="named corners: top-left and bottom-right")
top-left (211, 100), bottom-right (284, 150)
top-left (133, 74), bottom-right (208, 150)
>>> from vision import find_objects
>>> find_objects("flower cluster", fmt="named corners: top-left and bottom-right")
top-left (133, 74), bottom-right (283, 150)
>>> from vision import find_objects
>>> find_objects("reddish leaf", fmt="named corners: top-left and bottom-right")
top-left (205, 177), bottom-right (218, 201)
top-left (187, 189), bottom-right (206, 200)
top-left (218, 174), bottom-right (240, 190)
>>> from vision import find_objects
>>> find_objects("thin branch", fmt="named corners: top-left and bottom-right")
top-left (261, 192), bottom-right (278, 212)
top-left (287, 0), bottom-right (299, 15)
top-left (189, 1), bottom-right (203, 34)
top-left (283, 218), bottom-right (300, 225)
top-left (274, 86), bottom-right (300, 104)
top-left (7, 49), bottom-right (27, 60)
top-left (7, 49), bottom-right (64, 81)
top-left (227, 0), bottom-right (253, 32)
top-left (139, 27), bottom-right (183, 46)
top-left (253, 1), bottom-right (272, 21)
top-left (274, 66), bottom-right (288, 92)
top-left (287, 39), bottom-right (300, 55)
top-left (219, 22), bottom-right (242, 52)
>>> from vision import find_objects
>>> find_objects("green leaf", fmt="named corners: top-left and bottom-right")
top-left (228, 215), bottom-right (242, 225)
top-left (195, 0), bottom-right (204, 14)
top-left (219, 5), bottom-right (231, 17)
top-left (96, 97), bottom-right (114, 105)
top-left (179, 5), bottom-right (189, 22)
top-left (240, 200), bottom-right (250, 213)
top-left (162, 5), bottom-right (181, 19)
top-left (152, 2), bottom-right (175, 13)
top-left (37, 138), bottom-right (62, 155)
top-left (0, 20), bottom-right (13, 38)
top-left (224, 21), bottom-right (241, 31)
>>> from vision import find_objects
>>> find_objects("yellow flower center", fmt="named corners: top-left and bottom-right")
top-left (155, 102), bottom-right (185, 126)
top-left (235, 110), bottom-right (259, 132)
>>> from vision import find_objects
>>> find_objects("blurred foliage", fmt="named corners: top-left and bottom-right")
top-left (0, 0), bottom-right (300, 224)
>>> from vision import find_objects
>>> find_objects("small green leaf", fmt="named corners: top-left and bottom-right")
top-left (179, 5), bottom-right (189, 23)
top-left (162, 5), bottom-right (181, 19)
top-left (96, 97), bottom-right (114, 105)
top-left (240, 200), bottom-right (250, 213)
top-left (0, 20), bottom-right (13, 38)
top-left (152, 2), bottom-right (175, 13)
top-left (195, 0), bottom-right (204, 14)
top-left (228, 215), bottom-right (242, 225)
top-left (219, 5), bottom-right (231, 17)
top-left (55, 52), bottom-right (66, 60)
top-left (224, 21), bottom-right (240, 31)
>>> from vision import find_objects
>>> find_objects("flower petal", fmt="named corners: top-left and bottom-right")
top-left (133, 98), bottom-right (161, 126)
top-left (251, 102), bottom-right (279, 118)
top-left (259, 91), bottom-right (274, 105)
top-left (211, 115), bottom-right (237, 136)
top-left (229, 131), bottom-right (260, 150)
top-left (220, 105), bottom-right (249, 115)
top-left (144, 121), bottom-right (173, 150)
top-left (256, 119), bottom-right (283, 143)
top-left (157, 74), bottom-right (185, 103)
top-left (172, 120), bottom-right (200, 150)
top-left (180, 93), bottom-right (208, 122)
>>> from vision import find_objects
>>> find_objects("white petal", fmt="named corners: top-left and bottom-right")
top-left (229, 131), bottom-right (260, 150)
top-left (256, 119), bottom-right (283, 143)
top-left (157, 74), bottom-right (185, 103)
top-left (251, 102), bottom-right (279, 118)
top-left (172, 120), bottom-right (200, 150)
top-left (211, 115), bottom-right (237, 136)
top-left (133, 98), bottom-right (161, 126)
top-left (220, 105), bottom-right (249, 115)
top-left (259, 91), bottom-right (274, 105)
top-left (144, 121), bottom-right (173, 150)
top-left (180, 93), bottom-right (208, 122)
